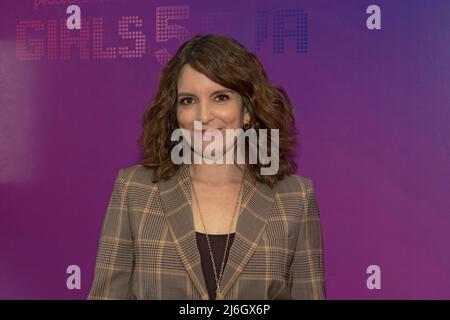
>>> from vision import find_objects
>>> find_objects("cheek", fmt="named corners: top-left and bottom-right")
top-left (217, 103), bottom-right (243, 125)
top-left (176, 107), bottom-right (194, 127)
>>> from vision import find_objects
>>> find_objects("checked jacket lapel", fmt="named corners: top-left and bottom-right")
top-left (214, 167), bottom-right (275, 300)
top-left (156, 164), bottom-right (274, 300)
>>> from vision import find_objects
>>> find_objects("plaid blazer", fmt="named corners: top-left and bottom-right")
top-left (88, 164), bottom-right (326, 300)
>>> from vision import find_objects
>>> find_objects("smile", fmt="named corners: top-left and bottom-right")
top-left (194, 128), bottom-right (223, 137)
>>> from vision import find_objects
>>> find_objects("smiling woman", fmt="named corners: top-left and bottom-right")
top-left (139, 33), bottom-right (298, 188)
top-left (175, 63), bottom-right (249, 156)
top-left (88, 33), bottom-right (326, 300)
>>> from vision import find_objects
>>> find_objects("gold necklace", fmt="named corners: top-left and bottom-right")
top-left (189, 167), bottom-right (245, 299)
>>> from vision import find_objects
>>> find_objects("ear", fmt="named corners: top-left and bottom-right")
top-left (243, 106), bottom-right (251, 123)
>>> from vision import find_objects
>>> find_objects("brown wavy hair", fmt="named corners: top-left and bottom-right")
top-left (138, 33), bottom-right (298, 188)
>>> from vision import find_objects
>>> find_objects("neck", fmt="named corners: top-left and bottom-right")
top-left (189, 163), bottom-right (245, 185)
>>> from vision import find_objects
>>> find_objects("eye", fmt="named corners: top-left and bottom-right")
top-left (215, 94), bottom-right (229, 102)
top-left (178, 97), bottom-right (195, 105)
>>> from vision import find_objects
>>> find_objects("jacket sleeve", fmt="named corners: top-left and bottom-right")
top-left (87, 168), bottom-right (134, 299)
top-left (289, 178), bottom-right (326, 299)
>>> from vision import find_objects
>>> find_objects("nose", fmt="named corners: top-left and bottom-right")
top-left (197, 101), bottom-right (213, 125)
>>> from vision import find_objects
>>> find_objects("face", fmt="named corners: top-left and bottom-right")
top-left (175, 63), bottom-right (250, 159)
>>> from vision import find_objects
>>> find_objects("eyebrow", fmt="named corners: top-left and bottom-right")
top-left (177, 89), bottom-right (234, 98)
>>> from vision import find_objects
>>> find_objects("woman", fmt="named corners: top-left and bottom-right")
top-left (88, 34), bottom-right (326, 300)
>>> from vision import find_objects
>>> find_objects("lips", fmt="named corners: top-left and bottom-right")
top-left (194, 128), bottom-right (222, 137)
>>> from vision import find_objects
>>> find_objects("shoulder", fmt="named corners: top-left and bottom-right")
top-left (273, 173), bottom-right (315, 195)
top-left (116, 164), bottom-right (156, 186)
top-left (273, 173), bottom-right (320, 216)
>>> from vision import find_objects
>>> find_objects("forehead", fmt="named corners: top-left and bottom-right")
top-left (177, 64), bottom-right (226, 92)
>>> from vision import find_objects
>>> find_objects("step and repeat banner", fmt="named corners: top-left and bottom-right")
top-left (0, 0), bottom-right (449, 299)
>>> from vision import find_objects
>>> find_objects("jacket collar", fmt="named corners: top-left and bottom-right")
top-left (156, 163), bottom-right (274, 300)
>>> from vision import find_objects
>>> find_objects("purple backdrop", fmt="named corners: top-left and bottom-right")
top-left (1, 0), bottom-right (449, 299)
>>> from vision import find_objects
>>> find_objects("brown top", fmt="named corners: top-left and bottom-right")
top-left (195, 232), bottom-right (235, 300)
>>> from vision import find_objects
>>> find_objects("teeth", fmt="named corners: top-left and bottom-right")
top-left (204, 129), bottom-right (220, 136)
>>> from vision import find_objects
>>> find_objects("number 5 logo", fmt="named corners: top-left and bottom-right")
top-left (155, 6), bottom-right (191, 65)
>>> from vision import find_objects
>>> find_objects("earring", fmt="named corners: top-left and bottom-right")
top-left (243, 122), bottom-right (250, 129)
